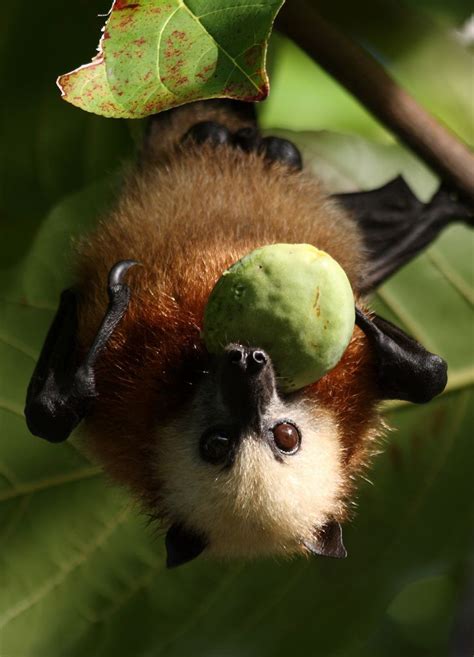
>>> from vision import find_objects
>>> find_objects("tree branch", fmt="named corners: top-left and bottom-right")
top-left (277, 0), bottom-right (474, 202)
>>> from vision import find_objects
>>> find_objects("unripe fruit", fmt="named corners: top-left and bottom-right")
top-left (203, 243), bottom-right (355, 391)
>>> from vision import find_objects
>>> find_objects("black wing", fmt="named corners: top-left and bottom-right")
top-left (334, 177), bottom-right (473, 293)
top-left (25, 260), bottom-right (138, 443)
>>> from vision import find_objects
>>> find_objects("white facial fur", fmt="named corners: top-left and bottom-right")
top-left (154, 386), bottom-right (345, 558)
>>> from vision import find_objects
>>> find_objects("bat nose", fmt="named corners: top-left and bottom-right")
top-left (221, 345), bottom-right (275, 427)
top-left (226, 346), bottom-right (268, 374)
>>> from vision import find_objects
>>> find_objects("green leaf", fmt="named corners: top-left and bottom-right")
top-left (267, 128), bottom-right (438, 198)
top-left (2, 126), bottom-right (473, 655)
top-left (57, 0), bottom-right (283, 119)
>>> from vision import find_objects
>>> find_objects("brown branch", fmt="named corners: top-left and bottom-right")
top-left (277, 0), bottom-right (474, 202)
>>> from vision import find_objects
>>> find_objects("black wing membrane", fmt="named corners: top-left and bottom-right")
top-left (25, 260), bottom-right (138, 443)
top-left (334, 176), bottom-right (474, 293)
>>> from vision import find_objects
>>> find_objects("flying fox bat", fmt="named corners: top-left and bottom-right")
top-left (25, 100), bottom-right (472, 567)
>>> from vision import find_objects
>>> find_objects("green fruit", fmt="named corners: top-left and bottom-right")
top-left (203, 244), bottom-right (355, 392)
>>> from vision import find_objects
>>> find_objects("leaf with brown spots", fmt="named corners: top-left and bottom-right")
top-left (57, 0), bottom-right (284, 118)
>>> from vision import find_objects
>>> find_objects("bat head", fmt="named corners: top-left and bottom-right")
top-left (155, 344), bottom-right (347, 565)
top-left (58, 257), bottom-right (446, 569)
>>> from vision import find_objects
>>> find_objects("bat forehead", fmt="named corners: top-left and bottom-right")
top-left (154, 393), bottom-right (345, 556)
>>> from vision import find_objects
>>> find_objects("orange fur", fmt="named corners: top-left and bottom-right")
top-left (75, 102), bottom-right (382, 516)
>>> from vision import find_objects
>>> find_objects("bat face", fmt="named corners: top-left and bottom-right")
top-left (154, 345), bottom-right (344, 557)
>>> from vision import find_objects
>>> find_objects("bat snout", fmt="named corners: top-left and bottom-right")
top-left (220, 345), bottom-right (276, 427)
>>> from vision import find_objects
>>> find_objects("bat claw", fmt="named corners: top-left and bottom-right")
top-left (108, 259), bottom-right (140, 289)
top-left (233, 126), bottom-right (261, 152)
top-left (259, 136), bottom-right (303, 171)
top-left (182, 121), bottom-right (232, 147)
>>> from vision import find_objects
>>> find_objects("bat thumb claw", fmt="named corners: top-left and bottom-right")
top-left (108, 259), bottom-right (141, 289)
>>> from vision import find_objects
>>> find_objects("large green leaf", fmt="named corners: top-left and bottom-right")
top-left (2, 138), bottom-right (473, 657)
top-left (58, 0), bottom-right (283, 118)
top-left (1, 2), bottom-right (473, 656)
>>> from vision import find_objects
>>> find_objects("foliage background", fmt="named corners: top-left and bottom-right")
top-left (0, 1), bottom-right (473, 656)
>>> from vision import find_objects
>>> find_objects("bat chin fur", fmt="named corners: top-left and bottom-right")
top-left (154, 388), bottom-right (346, 558)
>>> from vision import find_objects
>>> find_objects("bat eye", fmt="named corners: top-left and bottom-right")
top-left (272, 422), bottom-right (301, 455)
top-left (200, 428), bottom-right (233, 465)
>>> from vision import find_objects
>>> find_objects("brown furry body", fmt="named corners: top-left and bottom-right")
top-left (76, 103), bottom-right (382, 554)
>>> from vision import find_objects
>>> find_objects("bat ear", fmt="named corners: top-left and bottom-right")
top-left (304, 521), bottom-right (347, 559)
top-left (355, 308), bottom-right (447, 403)
top-left (165, 524), bottom-right (207, 568)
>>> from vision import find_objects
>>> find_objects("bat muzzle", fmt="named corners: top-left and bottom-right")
top-left (219, 345), bottom-right (276, 429)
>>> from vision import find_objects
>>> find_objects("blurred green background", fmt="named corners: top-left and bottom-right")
top-left (0, 1), bottom-right (473, 656)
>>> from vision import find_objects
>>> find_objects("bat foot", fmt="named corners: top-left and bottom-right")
top-left (233, 129), bottom-right (303, 170)
top-left (233, 126), bottom-right (261, 152)
top-left (259, 136), bottom-right (303, 171)
top-left (182, 123), bottom-right (303, 171)
top-left (182, 121), bottom-right (232, 147)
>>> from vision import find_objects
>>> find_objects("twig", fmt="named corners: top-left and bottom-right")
top-left (277, 0), bottom-right (474, 202)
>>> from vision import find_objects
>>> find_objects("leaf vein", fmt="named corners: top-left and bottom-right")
top-left (180, 0), bottom-right (262, 94)
top-left (376, 286), bottom-right (435, 350)
top-left (0, 333), bottom-right (37, 361)
top-left (155, 5), bottom-right (182, 98)
top-left (0, 495), bottom-right (31, 544)
top-left (0, 503), bottom-right (131, 629)
top-left (427, 249), bottom-right (474, 306)
top-left (158, 565), bottom-right (246, 654)
top-left (0, 399), bottom-right (24, 419)
top-left (197, 4), bottom-right (278, 20)
top-left (0, 297), bottom-right (56, 312)
top-left (0, 466), bottom-right (101, 503)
